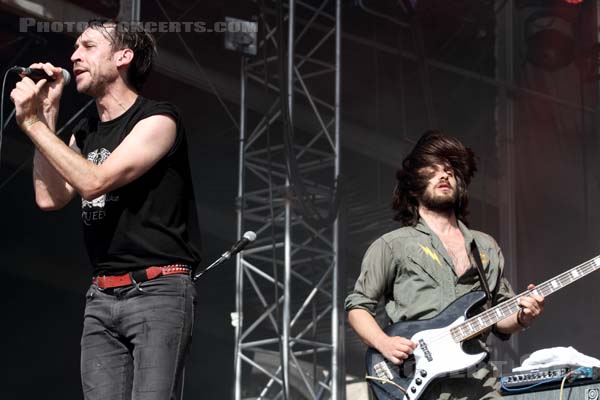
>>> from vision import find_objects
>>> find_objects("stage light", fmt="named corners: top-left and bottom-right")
top-left (565, 0), bottom-right (584, 4)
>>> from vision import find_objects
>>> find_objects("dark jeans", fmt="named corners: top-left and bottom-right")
top-left (80, 274), bottom-right (196, 400)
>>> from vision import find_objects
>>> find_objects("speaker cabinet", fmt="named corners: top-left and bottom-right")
top-left (503, 382), bottom-right (600, 400)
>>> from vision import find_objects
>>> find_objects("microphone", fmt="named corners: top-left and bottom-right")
top-left (224, 231), bottom-right (257, 259)
top-left (192, 231), bottom-right (257, 281)
top-left (10, 66), bottom-right (71, 85)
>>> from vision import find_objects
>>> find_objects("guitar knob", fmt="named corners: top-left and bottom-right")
top-left (420, 370), bottom-right (427, 377)
top-left (411, 387), bottom-right (417, 393)
top-left (416, 378), bottom-right (422, 385)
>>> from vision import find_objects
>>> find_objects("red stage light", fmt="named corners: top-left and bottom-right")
top-left (565, 0), bottom-right (584, 4)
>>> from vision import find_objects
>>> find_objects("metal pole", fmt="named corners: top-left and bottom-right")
top-left (117, 0), bottom-right (141, 22)
top-left (282, 2), bottom-right (296, 397)
top-left (288, 0), bottom-right (296, 123)
top-left (131, 0), bottom-right (141, 22)
top-left (504, 0), bottom-right (518, 359)
top-left (282, 197), bottom-right (292, 400)
top-left (234, 57), bottom-right (247, 400)
top-left (331, 1), bottom-right (341, 399)
top-left (496, 0), bottom-right (519, 365)
top-left (591, 0), bottom-right (600, 247)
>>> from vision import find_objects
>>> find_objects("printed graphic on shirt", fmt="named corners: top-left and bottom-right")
top-left (419, 244), bottom-right (442, 266)
top-left (480, 252), bottom-right (489, 268)
top-left (81, 148), bottom-right (120, 226)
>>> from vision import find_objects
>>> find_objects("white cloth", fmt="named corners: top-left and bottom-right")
top-left (513, 346), bottom-right (600, 372)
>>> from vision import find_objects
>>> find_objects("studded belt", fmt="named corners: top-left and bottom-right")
top-left (92, 264), bottom-right (191, 289)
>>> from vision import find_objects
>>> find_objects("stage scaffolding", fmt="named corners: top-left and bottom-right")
top-left (234, 1), bottom-right (342, 399)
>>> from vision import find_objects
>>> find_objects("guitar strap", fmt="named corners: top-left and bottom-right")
top-left (470, 240), bottom-right (493, 308)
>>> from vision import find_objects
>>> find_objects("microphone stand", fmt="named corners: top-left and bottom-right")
top-left (192, 250), bottom-right (236, 281)
top-left (193, 232), bottom-right (256, 281)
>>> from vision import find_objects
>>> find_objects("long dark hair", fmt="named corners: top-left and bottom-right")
top-left (392, 130), bottom-right (477, 226)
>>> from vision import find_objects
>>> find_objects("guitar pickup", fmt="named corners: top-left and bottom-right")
top-left (374, 361), bottom-right (394, 381)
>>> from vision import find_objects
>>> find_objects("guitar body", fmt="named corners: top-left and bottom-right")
top-left (364, 254), bottom-right (600, 398)
top-left (366, 291), bottom-right (489, 400)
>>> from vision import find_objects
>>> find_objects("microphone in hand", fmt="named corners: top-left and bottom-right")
top-left (10, 66), bottom-right (71, 85)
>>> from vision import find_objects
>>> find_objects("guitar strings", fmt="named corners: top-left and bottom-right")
top-left (376, 257), bottom-right (600, 390)
top-left (453, 257), bottom-right (599, 340)
top-left (409, 257), bottom-right (600, 349)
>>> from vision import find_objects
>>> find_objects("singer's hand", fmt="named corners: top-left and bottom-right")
top-left (10, 74), bottom-right (47, 132)
top-left (26, 62), bottom-right (66, 128)
top-left (10, 62), bottom-right (65, 132)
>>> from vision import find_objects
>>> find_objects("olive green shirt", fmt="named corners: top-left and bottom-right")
top-left (345, 219), bottom-right (516, 399)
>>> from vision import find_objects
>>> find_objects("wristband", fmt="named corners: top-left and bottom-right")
top-left (516, 308), bottom-right (529, 330)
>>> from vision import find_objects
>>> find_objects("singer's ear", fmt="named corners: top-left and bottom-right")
top-left (115, 48), bottom-right (134, 67)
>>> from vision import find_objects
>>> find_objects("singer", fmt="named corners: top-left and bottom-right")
top-left (9, 19), bottom-right (201, 400)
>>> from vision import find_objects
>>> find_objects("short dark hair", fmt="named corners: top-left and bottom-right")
top-left (86, 19), bottom-right (156, 92)
top-left (392, 130), bottom-right (477, 226)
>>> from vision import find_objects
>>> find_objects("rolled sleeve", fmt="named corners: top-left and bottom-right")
top-left (491, 247), bottom-right (516, 341)
top-left (345, 238), bottom-right (396, 315)
top-left (492, 247), bottom-right (516, 304)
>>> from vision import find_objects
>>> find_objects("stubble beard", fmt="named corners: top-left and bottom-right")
top-left (78, 77), bottom-right (107, 98)
top-left (420, 187), bottom-right (457, 213)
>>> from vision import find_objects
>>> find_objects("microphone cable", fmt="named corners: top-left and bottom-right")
top-left (0, 66), bottom-right (72, 171)
top-left (0, 68), bottom-right (16, 170)
top-left (0, 72), bottom-right (94, 193)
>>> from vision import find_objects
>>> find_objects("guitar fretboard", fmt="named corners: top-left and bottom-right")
top-left (450, 255), bottom-right (600, 342)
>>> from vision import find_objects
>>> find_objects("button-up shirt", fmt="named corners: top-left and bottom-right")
top-left (345, 219), bottom-right (516, 399)
top-left (346, 219), bottom-right (514, 327)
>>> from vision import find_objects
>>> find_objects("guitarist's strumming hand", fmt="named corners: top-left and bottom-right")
top-left (348, 308), bottom-right (418, 365)
top-left (376, 335), bottom-right (418, 365)
top-left (516, 283), bottom-right (545, 328)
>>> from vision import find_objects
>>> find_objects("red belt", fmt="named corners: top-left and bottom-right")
top-left (92, 264), bottom-right (191, 289)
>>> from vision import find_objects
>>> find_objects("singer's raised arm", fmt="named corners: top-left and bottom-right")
top-left (20, 114), bottom-right (176, 205)
top-left (32, 134), bottom-right (79, 210)
top-left (9, 62), bottom-right (78, 210)
top-left (12, 62), bottom-right (79, 210)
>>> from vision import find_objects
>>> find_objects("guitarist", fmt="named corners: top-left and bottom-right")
top-left (345, 131), bottom-right (544, 399)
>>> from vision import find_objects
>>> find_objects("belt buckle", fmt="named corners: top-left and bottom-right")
top-left (129, 271), bottom-right (144, 292)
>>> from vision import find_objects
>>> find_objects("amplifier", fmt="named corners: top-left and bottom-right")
top-left (501, 365), bottom-right (573, 389)
top-left (502, 381), bottom-right (600, 400)
top-left (501, 365), bottom-right (600, 393)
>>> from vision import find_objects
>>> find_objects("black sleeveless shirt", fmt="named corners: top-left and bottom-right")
top-left (74, 96), bottom-right (201, 276)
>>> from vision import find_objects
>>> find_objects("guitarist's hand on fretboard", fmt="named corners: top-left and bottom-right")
top-left (516, 283), bottom-right (545, 328)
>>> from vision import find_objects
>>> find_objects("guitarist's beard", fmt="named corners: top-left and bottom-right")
top-left (420, 188), bottom-right (457, 214)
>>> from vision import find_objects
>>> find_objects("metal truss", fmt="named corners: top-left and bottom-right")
top-left (234, 1), bottom-right (342, 399)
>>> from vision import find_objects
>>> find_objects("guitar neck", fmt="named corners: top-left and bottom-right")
top-left (451, 255), bottom-right (600, 342)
